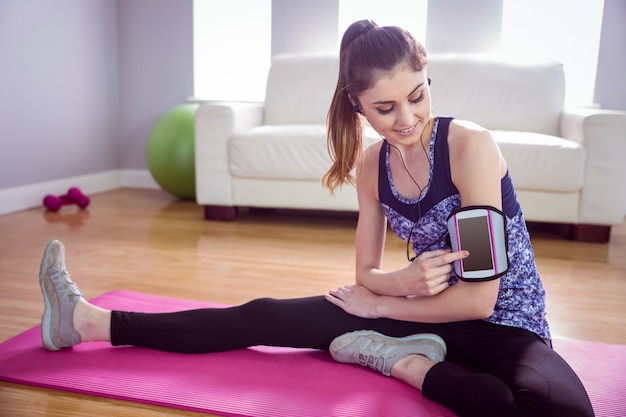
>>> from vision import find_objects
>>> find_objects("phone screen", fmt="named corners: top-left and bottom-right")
top-left (457, 216), bottom-right (493, 271)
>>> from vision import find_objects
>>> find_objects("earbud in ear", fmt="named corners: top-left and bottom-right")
top-left (348, 93), bottom-right (364, 115)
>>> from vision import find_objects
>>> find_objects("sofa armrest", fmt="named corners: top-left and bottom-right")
top-left (195, 101), bottom-right (264, 205)
top-left (560, 107), bottom-right (626, 224)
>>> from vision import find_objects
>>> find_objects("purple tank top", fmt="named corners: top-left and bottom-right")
top-left (378, 117), bottom-right (551, 340)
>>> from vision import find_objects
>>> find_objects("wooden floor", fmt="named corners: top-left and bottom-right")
top-left (1, 188), bottom-right (625, 416)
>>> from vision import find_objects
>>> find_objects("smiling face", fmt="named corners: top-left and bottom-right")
top-left (356, 65), bottom-right (432, 147)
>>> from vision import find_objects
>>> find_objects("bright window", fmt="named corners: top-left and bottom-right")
top-left (501, 0), bottom-right (604, 106)
top-left (192, 0), bottom-right (271, 102)
top-left (338, 0), bottom-right (428, 45)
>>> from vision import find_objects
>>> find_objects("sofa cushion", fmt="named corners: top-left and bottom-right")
top-left (492, 131), bottom-right (586, 192)
top-left (428, 54), bottom-right (565, 136)
top-left (230, 126), bottom-right (585, 192)
top-left (264, 54), bottom-right (339, 126)
top-left (229, 125), bottom-right (380, 180)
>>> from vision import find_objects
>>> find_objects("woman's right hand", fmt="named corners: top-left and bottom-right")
top-left (400, 249), bottom-right (468, 297)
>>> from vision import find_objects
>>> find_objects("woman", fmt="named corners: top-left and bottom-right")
top-left (40, 20), bottom-right (594, 417)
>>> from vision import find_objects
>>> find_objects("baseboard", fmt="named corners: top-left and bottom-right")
top-left (118, 169), bottom-right (160, 189)
top-left (0, 170), bottom-right (160, 216)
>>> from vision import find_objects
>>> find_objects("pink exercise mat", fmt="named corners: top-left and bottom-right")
top-left (1, 290), bottom-right (624, 417)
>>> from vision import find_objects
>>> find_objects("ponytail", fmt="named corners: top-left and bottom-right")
top-left (322, 20), bottom-right (375, 193)
top-left (322, 20), bottom-right (427, 194)
top-left (322, 76), bottom-right (363, 193)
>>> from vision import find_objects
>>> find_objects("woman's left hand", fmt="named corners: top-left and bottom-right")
top-left (325, 285), bottom-right (381, 318)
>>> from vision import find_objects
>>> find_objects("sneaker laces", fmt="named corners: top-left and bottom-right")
top-left (50, 266), bottom-right (83, 298)
top-left (357, 352), bottom-right (388, 374)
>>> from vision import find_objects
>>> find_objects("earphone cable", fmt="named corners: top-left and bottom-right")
top-left (388, 116), bottom-right (434, 261)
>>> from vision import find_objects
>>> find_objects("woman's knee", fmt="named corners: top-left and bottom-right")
top-left (514, 368), bottom-right (594, 417)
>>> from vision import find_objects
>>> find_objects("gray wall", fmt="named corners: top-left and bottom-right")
top-left (0, 0), bottom-right (119, 189)
top-left (0, 0), bottom-right (624, 192)
top-left (594, 0), bottom-right (626, 111)
top-left (272, 0), bottom-right (338, 55)
top-left (426, 0), bottom-right (503, 53)
top-left (116, 0), bottom-right (193, 170)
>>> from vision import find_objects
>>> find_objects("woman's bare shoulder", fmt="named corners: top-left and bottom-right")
top-left (356, 139), bottom-right (384, 195)
top-left (448, 119), bottom-right (490, 141)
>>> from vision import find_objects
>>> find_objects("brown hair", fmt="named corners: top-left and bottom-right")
top-left (322, 20), bottom-right (428, 193)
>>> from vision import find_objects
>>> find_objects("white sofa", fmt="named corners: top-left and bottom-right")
top-left (195, 53), bottom-right (626, 242)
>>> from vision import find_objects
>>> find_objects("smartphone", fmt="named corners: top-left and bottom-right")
top-left (447, 206), bottom-right (509, 281)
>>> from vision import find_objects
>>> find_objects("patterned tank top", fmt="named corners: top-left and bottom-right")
top-left (378, 116), bottom-right (551, 340)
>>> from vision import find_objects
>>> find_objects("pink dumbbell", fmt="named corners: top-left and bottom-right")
top-left (43, 187), bottom-right (90, 212)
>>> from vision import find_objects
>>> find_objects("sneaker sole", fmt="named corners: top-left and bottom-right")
top-left (39, 240), bottom-right (61, 351)
top-left (330, 330), bottom-right (447, 362)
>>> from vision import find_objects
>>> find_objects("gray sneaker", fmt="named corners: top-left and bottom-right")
top-left (329, 330), bottom-right (447, 376)
top-left (39, 240), bottom-right (83, 351)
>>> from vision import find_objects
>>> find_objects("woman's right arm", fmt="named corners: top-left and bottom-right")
top-left (352, 144), bottom-right (455, 297)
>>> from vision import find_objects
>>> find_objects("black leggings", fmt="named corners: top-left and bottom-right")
top-left (111, 296), bottom-right (594, 417)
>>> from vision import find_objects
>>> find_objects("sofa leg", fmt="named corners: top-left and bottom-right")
top-left (568, 224), bottom-right (612, 243)
top-left (203, 205), bottom-right (243, 221)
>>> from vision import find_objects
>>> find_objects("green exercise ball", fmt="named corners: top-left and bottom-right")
top-left (146, 104), bottom-right (199, 199)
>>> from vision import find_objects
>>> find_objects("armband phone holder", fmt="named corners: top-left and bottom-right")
top-left (447, 206), bottom-right (509, 282)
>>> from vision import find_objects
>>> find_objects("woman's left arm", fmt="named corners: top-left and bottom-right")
top-left (326, 120), bottom-right (507, 322)
top-left (440, 119), bottom-right (507, 319)
top-left (448, 119), bottom-right (506, 209)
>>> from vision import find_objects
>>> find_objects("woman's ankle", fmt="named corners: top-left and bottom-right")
top-left (73, 298), bottom-right (112, 342)
top-left (390, 354), bottom-right (435, 391)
